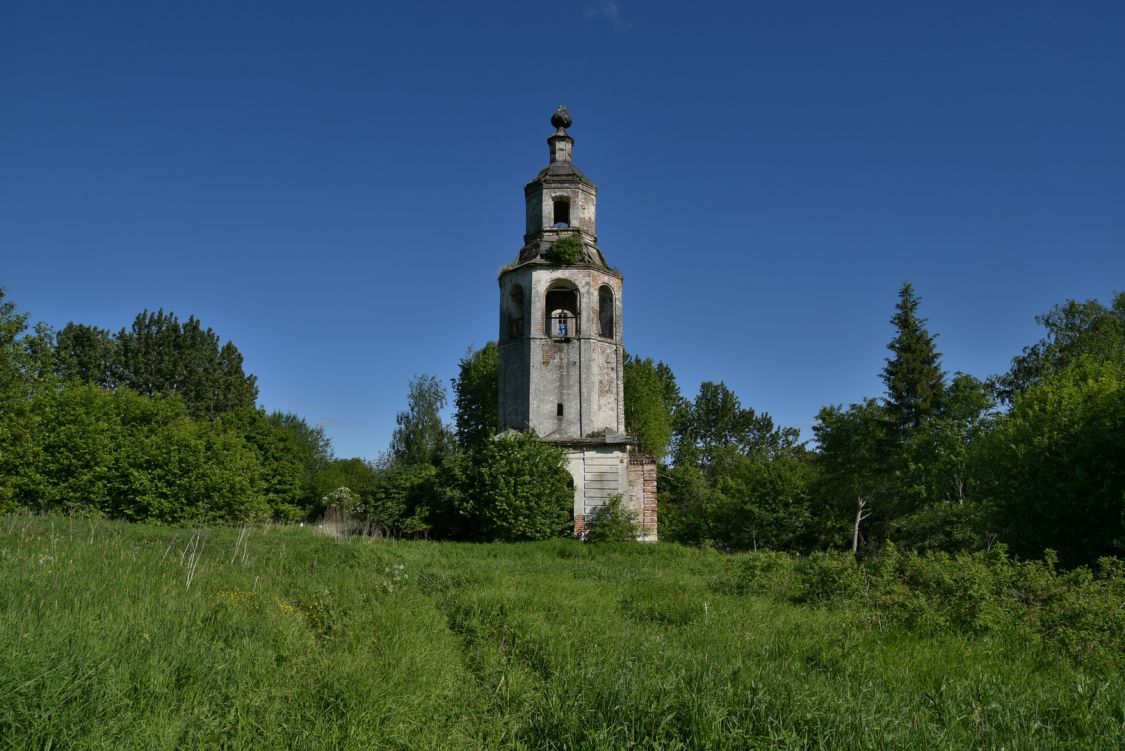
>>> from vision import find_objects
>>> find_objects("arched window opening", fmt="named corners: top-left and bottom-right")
top-left (545, 282), bottom-right (579, 339)
top-left (508, 284), bottom-right (525, 339)
top-left (598, 285), bottom-right (614, 339)
top-left (552, 198), bottom-right (571, 228)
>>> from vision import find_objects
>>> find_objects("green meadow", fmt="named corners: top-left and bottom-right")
top-left (1, 515), bottom-right (1122, 750)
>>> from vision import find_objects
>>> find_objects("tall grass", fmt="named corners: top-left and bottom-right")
top-left (1, 515), bottom-right (1122, 749)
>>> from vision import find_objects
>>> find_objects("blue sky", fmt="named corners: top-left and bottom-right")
top-left (2, 0), bottom-right (1123, 459)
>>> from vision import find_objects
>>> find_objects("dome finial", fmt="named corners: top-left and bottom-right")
top-left (551, 105), bottom-right (572, 132)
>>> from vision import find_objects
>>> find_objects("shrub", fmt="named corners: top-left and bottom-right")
top-left (322, 486), bottom-right (361, 515)
top-left (457, 432), bottom-right (573, 541)
top-left (720, 542), bottom-right (1125, 668)
top-left (364, 463), bottom-right (436, 536)
top-left (720, 550), bottom-right (799, 599)
top-left (887, 502), bottom-right (988, 554)
top-left (544, 235), bottom-right (584, 265)
top-left (110, 396), bottom-right (268, 523)
top-left (864, 543), bottom-right (1008, 633)
top-left (797, 551), bottom-right (866, 604)
top-left (9, 384), bottom-right (269, 524)
top-left (585, 493), bottom-right (640, 543)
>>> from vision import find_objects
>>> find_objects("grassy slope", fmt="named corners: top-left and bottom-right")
top-left (0, 516), bottom-right (1122, 750)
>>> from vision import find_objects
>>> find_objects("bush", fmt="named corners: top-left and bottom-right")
top-left (5, 384), bottom-right (270, 524)
top-left (544, 235), bottom-right (583, 265)
top-left (797, 551), bottom-right (867, 604)
top-left (874, 546), bottom-right (1125, 666)
top-left (585, 493), bottom-right (640, 543)
top-left (864, 543), bottom-right (1009, 633)
top-left (887, 502), bottom-right (988, 554)
top-left (365, 463), bottom-right (437, 536)
top-left (108, 391), bottom-right (268, 523)
top-left (719, 550), bottom-right (799, 598)
top-left (723, 541), bottom-right (1125, 668)
top-left (456, 432), bottom-right (573, 541)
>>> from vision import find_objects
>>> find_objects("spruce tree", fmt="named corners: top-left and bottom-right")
top-left (882, 282), bottom-right (945, 434)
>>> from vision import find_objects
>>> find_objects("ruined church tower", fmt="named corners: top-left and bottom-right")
top-left (497, 107), bottom-right (657, 540)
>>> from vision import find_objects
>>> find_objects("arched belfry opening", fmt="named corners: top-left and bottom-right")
top-left (545, 281), bottom-right (578, 338)
top-left (495, 106), bottom-right (658, 541)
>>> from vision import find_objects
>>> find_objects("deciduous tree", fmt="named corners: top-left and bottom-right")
top-left (674, 381), bottom-right (797, 470)
top-left (452, 342), bottom-right (498, 451)
top-left (996, 292), bottom-right (1125, 402)
top-left (114, 310), bottom-right (258, 417)
top-left (390, 374), bottom-right (454, 467)
top-left (623, 353), bottom-right (683, 461)
top-left (268, 411), bottom-right (334, 504)
top-left (0, 288), bottom-right (30, 407)
top-left (56, 322), bottom-right (116, 388)
top-left (813, 399), bottom-right (891, 554)
top-left (978, 358), bottom-right (1125, 566)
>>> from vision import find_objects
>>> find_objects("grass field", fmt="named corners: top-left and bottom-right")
top-left (1, 515), bottom-right (1122, 749)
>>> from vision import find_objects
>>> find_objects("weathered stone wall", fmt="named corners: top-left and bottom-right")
top-left (530, 267), bottom-right (622, 438)
top-left (498, 268), bottom-right (533, 431)
top-left (525, 182), bottom-right (598, 240)
top-left (498, 265), bottom-right (624, 439)
top-left (560, 447), bottom-right (658, 541)
top-left (627, 453), bottom-right (659, 542)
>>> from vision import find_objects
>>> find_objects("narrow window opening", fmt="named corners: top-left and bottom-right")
top-left (598, 285), bottom-right (614, 339)
top-left (557, 403), bottom-right (564, 417)
top-left (508, 285), bottom-right (525, 339)
top-left (553, 199), bottom-right (571, 228)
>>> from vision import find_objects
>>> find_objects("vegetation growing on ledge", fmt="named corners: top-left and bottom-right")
top-left (543, 234), bottom-right (584, 265)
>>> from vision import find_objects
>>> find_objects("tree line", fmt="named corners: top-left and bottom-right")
top-left (2, 283), bottom-right (1122, 562)
top-left (0, 294), bottom-right (334, 523)
top-left (0, 288), bottom-right (578, 539)
top-left (306, 282), bottom-right (1123, 562)
top-left (655, 284), bottom-right (1125, 567)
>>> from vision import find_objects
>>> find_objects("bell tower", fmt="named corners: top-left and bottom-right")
top-left (497, 107), bottom-right (657, 540)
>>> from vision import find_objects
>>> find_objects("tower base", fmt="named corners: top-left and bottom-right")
top-left (551, 438), bottom-right (657, 541)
